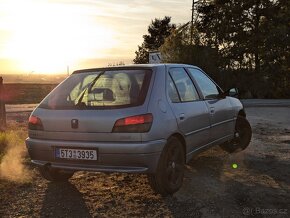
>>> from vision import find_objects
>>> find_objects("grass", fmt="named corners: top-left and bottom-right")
top-left (0, 132), bottom-right (8, 159)
top-left (0, 127), bottom-right (27, 161)
top-left (0, 126), bottom-right (31, 183)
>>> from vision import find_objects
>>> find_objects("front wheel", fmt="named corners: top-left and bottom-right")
top-left (220, 116), bottom-right (252, 153)
top-left (148, 137), bottom-right (185, 196)
top-left (39, 167), bottom-right (74, 182)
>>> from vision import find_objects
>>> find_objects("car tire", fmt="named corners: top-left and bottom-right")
top-left (39, 167), bottom-right (74, 182)
top-left (148, 137), bottom-right (185, 196)
top-left (220, 115), bottom-right (252, 153)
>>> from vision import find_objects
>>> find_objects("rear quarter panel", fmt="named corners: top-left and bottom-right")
top-left (141, 65), bottom-right (180, 142)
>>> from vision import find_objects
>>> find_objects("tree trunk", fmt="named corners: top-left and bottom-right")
top-left (254, 0), bottom-right (261, 75)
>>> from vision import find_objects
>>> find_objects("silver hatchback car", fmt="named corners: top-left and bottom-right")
top-left (26, 64), bottom-right (251, 195)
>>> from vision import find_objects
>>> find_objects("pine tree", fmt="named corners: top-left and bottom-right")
top-left (133, 16), bottom-right (176, 64)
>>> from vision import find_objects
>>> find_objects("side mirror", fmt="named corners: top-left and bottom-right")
top-left (228, 88), bottom-right (239, 97)
top-left (220, 88), bottom-right (239, 98)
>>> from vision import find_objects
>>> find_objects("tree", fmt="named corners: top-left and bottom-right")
top-left (258, 0), bottom-right (290, 97)
top-left (133, 16), bottom-right (176, 64)
top-left (160, 24), bottom-right (220, 82)
top-left (135, 1), bottom-right (289, 98)
top-left (195, 0), bottom-right (290, 98)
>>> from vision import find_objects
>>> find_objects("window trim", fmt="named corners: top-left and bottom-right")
top-left (167, 67), bottom-right (201, 104)
top-left (168, 73), bottom-right (182, 103)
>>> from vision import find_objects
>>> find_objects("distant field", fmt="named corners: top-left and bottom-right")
top-left (3, 83), bottom-right (58, 104)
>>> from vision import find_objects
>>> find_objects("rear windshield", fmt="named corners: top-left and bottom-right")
top-left (39, 69), bottom-right (152, 110)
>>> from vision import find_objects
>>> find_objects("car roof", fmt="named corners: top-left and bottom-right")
top-left (72, 63), bottom-right (198, 74)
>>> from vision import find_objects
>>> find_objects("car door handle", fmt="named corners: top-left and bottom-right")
top-left (210, 107), bottom-right (215, 115)
top-left (179, 113), bottom-right (185, 120)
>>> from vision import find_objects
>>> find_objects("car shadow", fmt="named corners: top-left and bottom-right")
top-left (37, 148), bottom-right (290, 217)
top-left (163, 148), bottom-right (290, 217)
top-left (40, 182), bottom-right (91, 218)
top-left (243, 153), bottom-right (290, 186)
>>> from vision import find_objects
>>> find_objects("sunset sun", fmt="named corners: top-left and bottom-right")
top-left (1, 0), bottom-right (116, 74)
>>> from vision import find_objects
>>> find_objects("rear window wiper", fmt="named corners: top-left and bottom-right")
top-left (76, 71), bottom-right (105, 108)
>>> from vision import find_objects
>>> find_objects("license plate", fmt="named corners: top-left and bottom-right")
top-left (55, 148), bottom-right (97, 160)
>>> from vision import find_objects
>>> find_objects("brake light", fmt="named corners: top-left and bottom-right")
top-left (113, 114), bottom-right (153, 133)
top-left (28, 115), bottom-right (44, 130)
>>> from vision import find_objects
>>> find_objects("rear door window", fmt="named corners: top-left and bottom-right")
top-left (40, 69), bottom-right (152, 109)
top-left (168, 68), bottom-right (200, 102)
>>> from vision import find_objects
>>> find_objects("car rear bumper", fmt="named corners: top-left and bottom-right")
top-left (25, 138), bottom-right (166, 173)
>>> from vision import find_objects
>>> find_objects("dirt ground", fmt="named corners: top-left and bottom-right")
top-left (0, 107), bottom-right (289, 218)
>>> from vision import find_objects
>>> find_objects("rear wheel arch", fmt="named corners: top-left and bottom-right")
top-left (169, 133), bottom-right (186, 158)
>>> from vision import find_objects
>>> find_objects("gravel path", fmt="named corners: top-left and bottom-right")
top-left (0, 107), bottom-right (289, 218)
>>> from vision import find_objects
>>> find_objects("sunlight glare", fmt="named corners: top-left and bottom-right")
top-left (2, 0), bottom-right (117, 74)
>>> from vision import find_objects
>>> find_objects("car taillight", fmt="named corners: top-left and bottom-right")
top-left (28, 115), bottom-right (44, 130)
top-left (112, 113), bottom-right (153, 133)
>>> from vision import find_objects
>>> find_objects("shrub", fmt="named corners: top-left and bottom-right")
top-left (0, 132), bottom-right (8, 157)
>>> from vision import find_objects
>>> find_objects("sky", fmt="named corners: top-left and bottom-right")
top-left (0, 0), bottom-right (192, 74)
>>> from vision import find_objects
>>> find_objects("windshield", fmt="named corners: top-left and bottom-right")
top-left (39, 69), bottom-right (152, 110)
